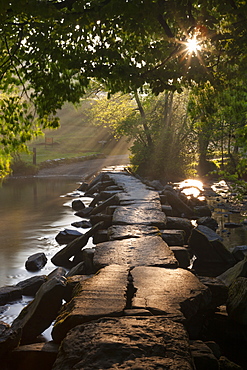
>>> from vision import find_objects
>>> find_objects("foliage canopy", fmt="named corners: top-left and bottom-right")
top-left (1, 0), bottom-right (247, 176)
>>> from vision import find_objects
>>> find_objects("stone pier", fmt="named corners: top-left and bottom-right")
top-left (5, 169), bottom-right (242, 369)
top-left (51, 171), bottom-right (211, 370)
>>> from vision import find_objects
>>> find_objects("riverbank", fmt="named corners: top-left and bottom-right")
top-left (35, 154), bottom-right (130, 179)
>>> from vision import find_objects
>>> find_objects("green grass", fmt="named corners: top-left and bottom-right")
top-left (20, 102), bottom-right (130, 165)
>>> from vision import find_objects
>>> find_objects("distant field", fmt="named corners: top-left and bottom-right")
top-left (21, 102), bottom-right (130, 165)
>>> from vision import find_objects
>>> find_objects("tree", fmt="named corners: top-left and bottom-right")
top-left (88, 88), bottom-right (194, 180)
top-left (188, 81), bottom-right (247, 177)
top-left (1, 0), bottom-right (247, 176)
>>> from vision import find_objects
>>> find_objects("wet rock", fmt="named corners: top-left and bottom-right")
top-left (66, 262), bottom-right (85, 277)
top-left (80, 248), bottom-right (95, 274)
top-left (105, 185), bottom-right (123, 191)
top-left (77, 182), bottom-right (88, 192)
top-left (99, 190), bottom-right (123, 200)
top-left (52, 265), bottom-right (128, 343)
top-left (71, 220), bottom-right (92, 229)
top-left (55, 229), bottom-right (82, 245)
top-left (51, 222), bottom-right (103, 268)
top-left (0, 286), bottom-right (22, 305)
top-left (105, 205), bottom-right (118, 215)
top-left (90, 194), bottom-right (120, 215)
top-left (224, 222), bottom-right (243, 228)
top-left (90, 213), bottom-right (112, 228)
top-left (189, 225), bottom-right (236, 277)
top-left (217, 257), bottom-right (247, 287)
top-left (0, 321), bottom-right (21, 357)
top-left (6, 341), bottom-right (59, 370)
top-left (197, 216), bottom-right (218, 231)
top-left (147, 179), bottom-right (164, 190)
top-left (86, 172), bottom-right (106, 189)
top-left (170, 246), bottom-right (190, 268)
top-left (64, 275), bottom-right (93, 302)
top-left (161, 204), bottom-right (174, 216)
top-left (231, 245), bottom-right (247, 261)
top-left (226, 277), bottom-right (247, 325)
top-left (165, 217), bottom-right (193, 243)
top-left (71, 199), bottom-right (85, 211)
top-left (160, 229), bottom-right (185, 246)
top-left (11, 276), bottom-right (67, 343)
top-left (88, 193), bottom-right (100, 207)
top-left (194, 205), bottom-right (212, 217)
top-left (198, 276), bottom-right (228, 308)
top-left (132, 266), bottom-right (211, 324)
top-left (25, 252), bottom-right (47, 272)
top-left (93, 236), bottom-right (178, 270)
top-left (112, 204), bottom-right (167, 229)
top-left (205, 341), bottom-right (221, 359)
top-left (218, 356), bottom-right (243, 370)
top-left (85, 179), bottom-right (115, 196)
top-left (93, 229), bottom-right (109, 244)
top-left (190, 340), bottom-right (219, 370)
top-left (108, 224), bottom-right (159, 240)
top-left (163, 190), bottom-right (194, 218)
top-left (47, 267), bottom-right (67, 280)
top-left (53, 317), bottom-right (194, 370)
top-left (84, 182), bottom-right (101, 196)
top-left (74, 206), bottom-right (93, 218)
top-left (16, 275), bottom-right (47, 296)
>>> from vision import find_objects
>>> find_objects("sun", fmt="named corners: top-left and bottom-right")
top-left (186, 36), bottom-right (201, 54)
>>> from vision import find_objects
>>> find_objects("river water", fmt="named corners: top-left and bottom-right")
top-left (0, 177), bottom-right (92, 288)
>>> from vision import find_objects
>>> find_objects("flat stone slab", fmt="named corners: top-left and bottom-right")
top-left (108, 224), bottom-right (160, 240)
top-left (113, 204), bottom-right (166, 228)
top-left (52, 264), bottom-right (128, 343)
top-left (53, 317), bottom-right (194, 370)
top-left (118, 191), bottom-right (162, 205)
top-left (93, 236), bottom-right (178, 270)
top-left (107, 172), bottom-right (148, 192)
top-left (132, 266), bottom-right (211, 322)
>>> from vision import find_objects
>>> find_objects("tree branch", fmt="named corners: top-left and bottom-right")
top-left (157, 14), bottom-right (174, 38)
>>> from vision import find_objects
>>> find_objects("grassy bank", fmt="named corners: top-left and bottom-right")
top-left (20, 102), bottom-right (130, 166)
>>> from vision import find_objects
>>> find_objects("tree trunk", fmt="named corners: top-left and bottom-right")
top-left (134, 91), bottom-right (153, 148)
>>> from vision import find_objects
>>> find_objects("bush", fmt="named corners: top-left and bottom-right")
top-left (11, 158), bottom-right (38, 176)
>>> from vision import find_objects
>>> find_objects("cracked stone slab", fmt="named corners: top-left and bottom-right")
top-left (52, 316), bottom-right (194, 370)
top-left (52, 265), bottom-right (128, 343)
top-left (112, 204), bottom-right (166, 228)
top-left (93, 236), bottom-right (178, 270)
top-left (108, 224), bottom-right (160, 240)
top-left (132, 266), bottom-right (211, 322)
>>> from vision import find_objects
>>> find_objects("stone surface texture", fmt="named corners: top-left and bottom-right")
top-left (11, 276), bottom-right (67, 343)
top-left (108, 224), bottom-right (160, 240)
top-left (93, 235), bottom-right (178, 270)
top-left (226, 277), bottom-right (247, 325)
top-left (52, 317), bottom-right (194, 370)
top-left (52, 265), bottom-right (128, 343)
top-left (132, 266), bottom-right (211, 322)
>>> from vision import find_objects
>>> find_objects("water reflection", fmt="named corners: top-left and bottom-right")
top-left (0, 176), bottom-right (96, 339)
top-left (176, 178), bottom-right (247, 250)
top-left (0, 177), bottom-right (89, 287)
top-left (176, 178), bottom-right (205, 200)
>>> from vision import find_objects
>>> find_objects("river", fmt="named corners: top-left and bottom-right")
top-left (0, 174), bottom-right (246, 335)
top-left (0, 176), bottom-right (93, 287)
